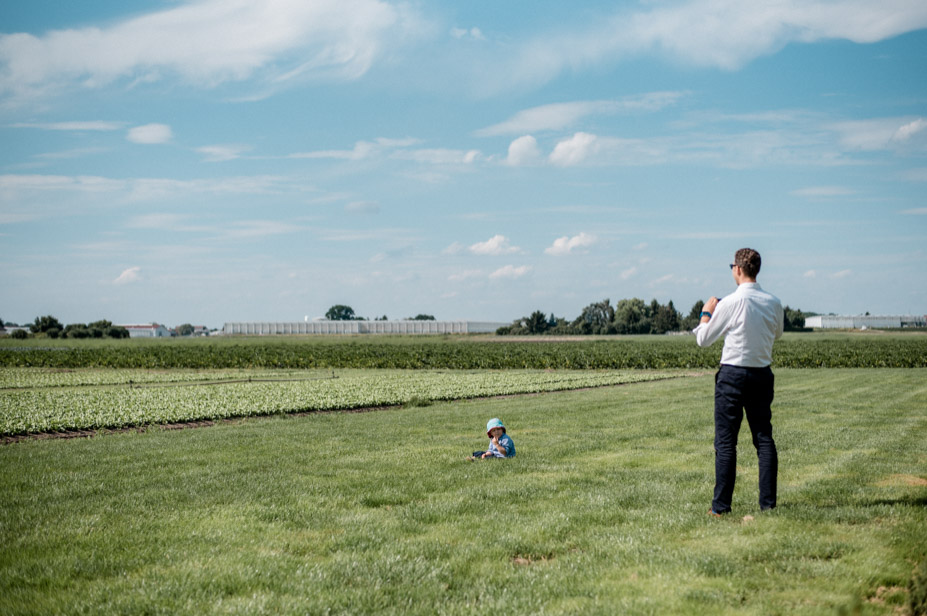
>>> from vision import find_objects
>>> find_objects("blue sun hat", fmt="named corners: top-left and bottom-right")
top-left (486, 418), bottom-right (506, 436)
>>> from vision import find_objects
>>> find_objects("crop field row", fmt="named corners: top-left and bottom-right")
top-left (1, 333), bottom-right (925, 369)
top-left (0, 368), bottom-right (335, 390)
top-left (0, 369), bottom-right (674, 436)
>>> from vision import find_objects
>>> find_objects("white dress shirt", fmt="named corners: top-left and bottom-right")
top-left (693, 282), bottom-right (784, 367)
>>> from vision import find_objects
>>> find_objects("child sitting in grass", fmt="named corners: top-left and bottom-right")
top-left (468, 418), bottom-right (516, 460)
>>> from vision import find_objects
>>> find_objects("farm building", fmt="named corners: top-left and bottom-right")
top-left (118, 323), bottom-right (172, 338)
top-left (221, 320), bottom-right (508, 335)
top-left (804, 315), bottom-right (926, 329)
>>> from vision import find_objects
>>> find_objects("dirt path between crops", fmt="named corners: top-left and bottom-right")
top-left (1, 372), bottom-right (709, 445)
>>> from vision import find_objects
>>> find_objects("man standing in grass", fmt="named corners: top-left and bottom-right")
top-left (694, 248), bottom-right (784, 516)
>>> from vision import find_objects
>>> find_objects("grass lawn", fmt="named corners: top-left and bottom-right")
top-left (1, 369), bottom-right (925, 615)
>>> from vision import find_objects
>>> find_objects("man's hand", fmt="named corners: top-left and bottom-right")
top-left (701, 297), bottom-right (720, 323)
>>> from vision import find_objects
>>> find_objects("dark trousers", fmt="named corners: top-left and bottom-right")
top-left (713, 364), bottom-right (778, 513)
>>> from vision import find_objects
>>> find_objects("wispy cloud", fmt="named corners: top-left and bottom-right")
top-left (0, 0), bottom-right (424, 104)
top-left (114, 266), bottom-right (142, 285)
top-left (391, 148), bottom-right (480, 165)
top-left (488, 1), bottom-right (927, 91)
top-left (545, 232), bottom-right (597, 256)
top-left (791, 186), bottom-right (855, 197)
top-left (11, 121), bottom-right (125, 131)
top-left (345, 201), bottom-right (380, 214)
top-left (196, 144), bottom-right (250, 162)
top-left (469, 234), bottom-right (520, 255)
top-left (900, 208), bottom-right (927, 215)
top-left (127, 123), bottom-right (173, 144)
top-left (830, 117), bottom-right (927, 152)
top-left (448, 269), bottom-right (483, 282)
top-left (477, 93), bottom-right (683, 136)
top-left (290, 137), bottom-right (421, 161)
top-left (450, 27), bottom-right (485, 41)
top-left (489, 264), bottom-right (531, 279)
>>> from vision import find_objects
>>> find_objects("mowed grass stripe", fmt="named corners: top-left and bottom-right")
top-left (1, 369), bottom-right (925, 615)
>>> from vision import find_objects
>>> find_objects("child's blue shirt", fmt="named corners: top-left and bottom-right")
top-left (487, 434), bottom-right (515, 458)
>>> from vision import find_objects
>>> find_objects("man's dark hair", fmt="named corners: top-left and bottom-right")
top-left (734, 248), bottom-right (761, 278)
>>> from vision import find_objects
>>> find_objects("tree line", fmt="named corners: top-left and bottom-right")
top-left (496, 299), bottom-right (808, 335)
top-left (324, 305), bottom-right (435, 322)
top-left (1, 315), bottom-right (129, 339)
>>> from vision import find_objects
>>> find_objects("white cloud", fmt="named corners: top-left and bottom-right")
top-left (791, 186), bottom-right (855, 197)
top-left (492, 1), bottom-right (927, 91)
top-left (0, 173), bottom-right (123, 192)
top-left (832, 117), bottom-right (927, 151)
top-left (506, 135), bottom-right (542, 166)
top-left (222, 220), bottom-right (301, 239)
top-left (127, 123), bottom-right (173, 144)
top-left (469, 234), bottom-right (520, 255)
top-left (893, 118), bottom-right (927, 142)
top-left (549, 132), bottom-right (599, 166)
top-left (0, 0), bottom-right (421, 104)
top-left (545, 232), bottom-right (597, 256)
top-left (114, 266), bottom-right (141, 285)
top-left (477, 93), bottom-right (683, 136)
top-left (448, 269), bottom-right (483, 281)
top-left (345, 200), bottom-right (380, 214)
top-left (803, 270), bottom-right (817, 278)
top-left (620, 267), bottom-right (638, 280)
top-left (12, 121), bottom-right (124, 131)
top-left (489, 264), bottom-right (531, 279)
top-left (450, 27), bottom-right (485, 41)
top-left (442, 242), bottom-right (465, 255)
top-left (196, 144), bottom-right (249, 162)
top-left (900, 208), bottom-right (927, 215)
top-left (392, 148), bottom-right (481, 165)
top-left (291, 137), bottom-right (420, 161)
top-left (651, 274), bottom-right (674, 286)
top-left (633, 242), bottom-right (648, 251)
top-left (831, 269), bottom-right (853, 279)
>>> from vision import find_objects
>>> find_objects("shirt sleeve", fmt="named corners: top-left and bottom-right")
top-left (774, 304), bottom-right (784, 340)
top-left (694, 298), bottom-right (734, 348)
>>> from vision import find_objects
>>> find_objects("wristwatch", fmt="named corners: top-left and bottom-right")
top-left (700, 311), bottom-right (712, 319)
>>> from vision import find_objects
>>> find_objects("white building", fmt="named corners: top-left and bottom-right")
top-left (804, 315), bottom-right (926, 329)
top-left (221, 320), bottom-right (508, 335)
top-left (119, 323), bottom-right (172, 338)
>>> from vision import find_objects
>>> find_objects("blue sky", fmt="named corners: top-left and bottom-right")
top-left (2, 0), bottom-right (926, 328)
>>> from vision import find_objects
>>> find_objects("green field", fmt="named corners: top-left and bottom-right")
top-left (2, 368), bottom-right (926, 615)
top-left (2, 331), bottom-right (925, 369)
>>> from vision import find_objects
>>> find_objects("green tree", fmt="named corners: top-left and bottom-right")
top-left (325, 305), bottom-right (356, 320)
top-left (573, 299), bottom-right (615, 334)
top-left (681, 300), bottom-right (705, 331)
top-left (176, 323), bottom-right (195, 336)
top-left (410, 314), bottom-right (435, 321)
top-left (613, 298), bottom-right (650, 334)
top-left (783, 306), bottom-right (807, 331)
top-left (652, 300), bottom-right (681, 334)
top-left (105, 326), bottom-right (130, 339)
top-left (30, 315), bottom-right (63, 335)
top-left (525, 310), bottom-right (549, 334)
top-left (63, 323), bottom-right (90, 339)
top-left (10, 328), bottom-right (29, 339)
